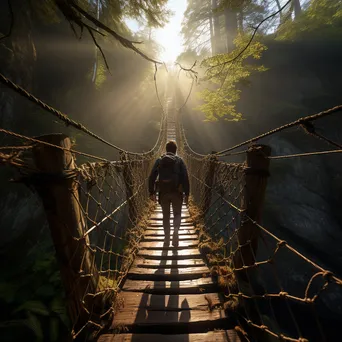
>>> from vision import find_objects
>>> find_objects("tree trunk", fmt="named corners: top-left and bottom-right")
top-left (209, 14), bottom-right (215, 55)
top-left (238, 10), bottom-right (243, 33)
top-left (224, 7), bottom-right (237, 54)
top-left (211, 0), bottom-right (221, 54)
top-left (293, 0), bottom-right (302, 18)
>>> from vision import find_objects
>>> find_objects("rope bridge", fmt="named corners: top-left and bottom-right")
top-left (1, 72), bottom-right (342, 342)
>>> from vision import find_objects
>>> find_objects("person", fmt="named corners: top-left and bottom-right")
top-left (148, 141), bottom-right (190, 246)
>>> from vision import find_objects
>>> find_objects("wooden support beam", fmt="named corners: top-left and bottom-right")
top-left (234, 144), bottom-right (271, 272)
top-left (202, 154), bottom-right (217, 216)
top-left (32, 134), bottom-right (99, 335)
top-left (120, 152), bottom-right (138, 224)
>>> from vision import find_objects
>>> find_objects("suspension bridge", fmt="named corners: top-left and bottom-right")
top-left (0, 71), bottom-right (342, 342)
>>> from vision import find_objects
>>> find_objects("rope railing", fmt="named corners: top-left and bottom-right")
top-left (1, 70), bottom-right (341, 341)
top-left (177, 108), bottom-right (342, 342)
top-left (0, 126), bottom-right (166, 339)
top-left (0, 72), bottom-right (168, 339)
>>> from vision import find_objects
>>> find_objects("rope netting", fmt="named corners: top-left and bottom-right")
top-left (0, 125), bottom-right (166, 339)
top-left (177, 112), bottom-right (342, 342)
top-left (0, 70), bottom-right (169, 339)
top-left (1, 68), bottom-right (342, 341)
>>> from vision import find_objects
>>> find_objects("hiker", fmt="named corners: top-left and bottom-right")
top-left (148, 141), bottom-right (190, 246)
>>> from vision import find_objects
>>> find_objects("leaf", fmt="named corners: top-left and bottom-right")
top-left (0, 282), bottom-right (16, 303)
top-left (13, 300), bottom-right (49, 316)
top-left (50, 297), bottom-right (70, 327)
top-left (0, 319), bottom-right (27, 328)
top-left (36, 284), bottom-right (55, 297)
top-left (49, 317), bottom-right (59, 342)
top-left (25, 312), bottom-right (44, 341)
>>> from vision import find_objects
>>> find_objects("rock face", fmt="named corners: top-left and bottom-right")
top-left (182, 38), bottom-right (342, 340)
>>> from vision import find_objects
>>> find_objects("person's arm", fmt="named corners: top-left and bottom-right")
top-left (148, 159), bottom-right (159, 195)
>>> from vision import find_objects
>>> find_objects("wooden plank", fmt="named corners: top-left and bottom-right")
top-left (127, 266), bottom-right (210, 281)
top-left (117, 292), bottom-right (221, 311)
top-left (98, 330), bottom-right (241, 342)
top-left (139, 240), bottom-right (199, 249)
top-left (133, 258), bottom-right (206, 268)
top-left (150, 213), bottom-right (190, 219)
top-left (153, 210), bottom-right (189, 215)
top-left (146, 226), bottom-right (196, 232)
top-left (122, 278), bottom-right (216, 294)
top-left (144, 229), bottom-right (197, 236)
top-left (148, 221), bottom-right (194, 227)
top-left (111, 307), bottom-right (226, 327)
top-left (129, 266), bottom-right (209, 276)
top-left (143, 234), bottom-right (198, 241)
top-left (138, 249), bottom-right (202, 260)
top-left (155, 205), bottom-right (188, 210)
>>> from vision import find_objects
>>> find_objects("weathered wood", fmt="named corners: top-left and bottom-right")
top-left (148, 218), bottom-right (193, 225)
top-left (120, 153), bottom-right (138, 224)
top-left (138, 248), bottom-right (202, 260)
top-left (233, 145), bottom-right (271, 271)
top-left (143, 234), bottom-right (198, 241)
top-left (139, 240), bottom-right (199, 249)
top-left (150, 212), bottom-right (190, 219)
top-left (118, 292), bottom-right (221, 311)
top-left (144, 229), bottom-right (197, 235)
top-left (98, 330), bottom-right (240, 342)
top-left (104, 204), bottom-right (242, 342)
top-left (203, 155), bottom-right (217, 215)
top-left (122, 278), bottom-right (216, 294)
top-left (146, 226), bottom-right (195, 231)
top-left (127, 266), bottom-right (210, 281)
top-left (32, 134), bottom-right (99, 331)
top-left (111, 307), bottom-right (227, 332)
top-left (133, 258), bottom-right (206, 268)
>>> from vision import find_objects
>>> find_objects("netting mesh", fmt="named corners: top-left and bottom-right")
top-left (0, 115), bottom-right (166, 339)
top-left (177, 117), bottom-right (342, 342)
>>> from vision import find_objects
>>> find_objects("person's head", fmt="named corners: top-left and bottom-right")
top-left (166, 140), bottom-right (177, 154)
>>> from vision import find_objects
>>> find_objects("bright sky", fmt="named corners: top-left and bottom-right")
top-left (125, 0), bottom-right (187, 63)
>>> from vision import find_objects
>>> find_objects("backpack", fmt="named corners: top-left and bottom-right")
top-left (157, 154), bottom-right (181, 193)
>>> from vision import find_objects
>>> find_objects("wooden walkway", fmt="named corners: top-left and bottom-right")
top-left (98, 205), bottom-right (240, 342)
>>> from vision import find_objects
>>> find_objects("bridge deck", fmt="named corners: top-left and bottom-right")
top-left (98, 205), bottom-right (240, 342)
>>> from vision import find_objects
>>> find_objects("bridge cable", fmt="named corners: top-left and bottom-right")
top-left (0, 72), bottom-right (163, 157)
top-left (214, 104), bottom-right (342, 156)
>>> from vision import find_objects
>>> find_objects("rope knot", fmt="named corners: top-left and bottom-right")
top-left (277, 240), bottom-right (287, 248)
top-left (260, 325), bottom-right (267, 331)
top-left (304, 297), bottom-right (314, 304)
top-left (323, 271), bottom-right (333, 279)
top-left (300, 120), bottom-right (315, 135)
top-left (279, 291), bottom-right (288, 298)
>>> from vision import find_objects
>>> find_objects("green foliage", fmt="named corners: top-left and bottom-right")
top-left (198, 34), bottom-right (267, 121)
top-left (122, 0), bottom-right (171, 27)
top-left (277, 0), bottom-right (342, 40)
top-left (29, 0), bottom-right (61, 24)
top-left (0, 238), bottom-right (70, 342)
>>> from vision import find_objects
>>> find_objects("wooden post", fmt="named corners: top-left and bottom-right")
top-left (202, 153), bottom-right (217, 216)
top-left (120, 153), bottom-right (138, 224)
top-left (32, 134), bottom-right (99, 334)
top-left (233, 144), bottom-right (271, 271)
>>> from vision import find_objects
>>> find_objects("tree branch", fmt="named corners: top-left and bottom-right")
top-left (66, 0), bottom-right (163, 65)
top-left (204, 0), bottom-right (292, 74)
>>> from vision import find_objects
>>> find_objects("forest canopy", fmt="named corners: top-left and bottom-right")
top-left (179, 0), bottom-right (342, 120)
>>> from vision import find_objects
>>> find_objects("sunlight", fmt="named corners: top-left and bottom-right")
top-left (125, 0), bottom-right (187, 64)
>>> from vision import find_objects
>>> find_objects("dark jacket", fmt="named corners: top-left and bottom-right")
top-left (148, 152), bottom-right (190, 196)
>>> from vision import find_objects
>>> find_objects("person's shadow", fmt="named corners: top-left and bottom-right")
top-left (131, 220), bottom-right (190, 340)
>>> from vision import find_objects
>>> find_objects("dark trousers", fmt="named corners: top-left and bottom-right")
top-left (159, 192), bottom-right (183, 237)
